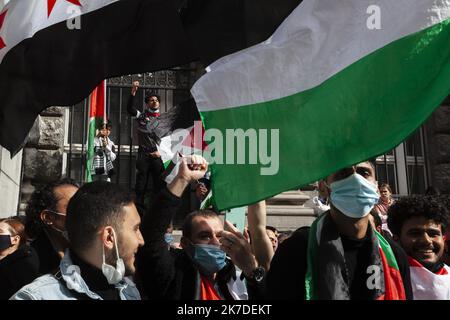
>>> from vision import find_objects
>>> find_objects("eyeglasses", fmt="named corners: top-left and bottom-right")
top-left (149, 99), bottom-right (159, 102)
top-left (45, 209), bottom-right (66, 217)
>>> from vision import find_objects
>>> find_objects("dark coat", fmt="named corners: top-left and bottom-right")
top-left (0, 245), bottom-right (39, 300)
top-left (31, 231), bottom-right (61, 275)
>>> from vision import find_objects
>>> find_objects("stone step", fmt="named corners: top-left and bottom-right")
top-left (266, 205), bottom-right (315, 216)
top-left (266, 193), bottom-right (310, 206)
top-left (266, 215), bottom-right (315, 232)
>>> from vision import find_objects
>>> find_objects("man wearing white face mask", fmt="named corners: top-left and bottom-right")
top-left (267, 161), bottom-right (413, 300)
top-left (10, 182), bottom-right (144, 300)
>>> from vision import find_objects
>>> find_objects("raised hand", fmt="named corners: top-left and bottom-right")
top-left (177, 154), bottom-right (208, 183)
top-left (167, 155), bottom-right (209, 197)
top-left (131, 81), bottom-right (139, 96)
top-left (219, 220), bottom-right (257, 277)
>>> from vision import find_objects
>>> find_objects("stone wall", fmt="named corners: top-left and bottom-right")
top-left (19, 107), bottom-right (66, 212)
top-left (425, 95), bottom-right (450, 194)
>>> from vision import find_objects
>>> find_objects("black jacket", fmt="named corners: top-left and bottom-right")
top-left (0, 245), bottom-right (39, 300)
top-left (136, 188), bottom-right (262, 300)
top-left (127, 94), bottom-right (159, 153)
top-left (31, 231), bottom-right (61, 275)
top-left (266, 224), bottom-right (413, 300)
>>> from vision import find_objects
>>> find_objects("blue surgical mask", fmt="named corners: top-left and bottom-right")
top-left (330, 173), bottom-right (379, 218)
top-left (164, 233), bottom-right (174, 245)
top-left (192, 244), bottom-right (227, 275)
top-left (0, 234), bottom-right (12, 251)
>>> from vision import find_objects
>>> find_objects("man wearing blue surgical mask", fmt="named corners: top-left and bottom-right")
top-left (267, 161), bottom-right (413, 300)
top-left (136, 155), bottom-right (265, 300)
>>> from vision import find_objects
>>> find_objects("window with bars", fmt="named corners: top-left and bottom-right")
top-left (375, 126), bottom-right (429, 197)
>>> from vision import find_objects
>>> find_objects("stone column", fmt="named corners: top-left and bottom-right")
top-left (424, 95), bottom-right (450, 194)
top-left (19, 107), bottom-right (65, 212)
top-left (0, 147), bottom-right (23, 218)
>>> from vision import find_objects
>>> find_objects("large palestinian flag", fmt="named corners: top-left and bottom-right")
top-left (192, 0), bottom-right (450, 211)
top-left (0, 0), bottom-right (195, 155)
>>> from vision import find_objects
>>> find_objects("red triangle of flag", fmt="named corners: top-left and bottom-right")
top-left (47, 0), bottom-right (82, 17)
top-left (0, 9), bottom-right (7, 50)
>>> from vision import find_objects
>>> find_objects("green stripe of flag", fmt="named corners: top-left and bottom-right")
top-left (375, 230), bottom-right (400, 270)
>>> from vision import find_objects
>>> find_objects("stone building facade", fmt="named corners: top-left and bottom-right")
top-left (424, 95), bottom-right (450, 194)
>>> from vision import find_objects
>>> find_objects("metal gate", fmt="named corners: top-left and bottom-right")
top-left (63, 67), bottom-right (197, 191)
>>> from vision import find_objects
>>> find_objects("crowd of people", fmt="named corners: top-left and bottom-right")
top-left (0, 82), bottom-right (449, 300)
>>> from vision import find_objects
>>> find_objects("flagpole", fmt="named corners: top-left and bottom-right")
top-left (85, 90), bottom-right (93, 183)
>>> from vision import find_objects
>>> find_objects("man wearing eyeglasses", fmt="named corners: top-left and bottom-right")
top-left (127, 81), bottom-right (165, 210)
top-left (24, 179), bottom-right (79, 275)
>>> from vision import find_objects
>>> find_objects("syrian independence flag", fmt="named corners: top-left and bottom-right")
top-left (191, 0), bottom-right (450, 211)
top-left (85, 80), bottom-right (106, 183)
top-left (180, 0), bottom-right (302, 66)
top-left (0, 0), bottom-right (195, 155)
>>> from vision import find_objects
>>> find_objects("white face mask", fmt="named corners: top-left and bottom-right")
top-left (101, 228), bottom-right (125, 285)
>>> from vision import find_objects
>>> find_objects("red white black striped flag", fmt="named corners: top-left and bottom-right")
top-left (0, 0), bottom-right (195, 155)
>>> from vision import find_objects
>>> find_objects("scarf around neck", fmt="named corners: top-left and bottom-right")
top-left (305, 212), bottom-right (406, 300)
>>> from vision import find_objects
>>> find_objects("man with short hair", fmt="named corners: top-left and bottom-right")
top-left (127, 80), bottom-right (164, 208)
top-left (387, 195), bottom-right (450, 299)
top-left (136, 155), bottom-right (265, 300)
top-left (267, 161), bottom-right (412, 300)
top-left (11, 182), bottom-right (144, 300)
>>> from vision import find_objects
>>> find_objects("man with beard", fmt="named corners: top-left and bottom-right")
top-left (10, 182), bottom-right (144, 300)
top-left (388, 195), bottom-right (450, 300)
